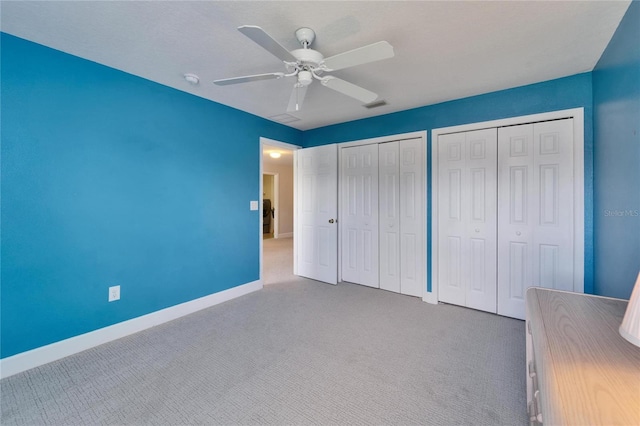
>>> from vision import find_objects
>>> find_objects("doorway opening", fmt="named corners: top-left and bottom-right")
top-left (260, 137), bottom-right (300, 286)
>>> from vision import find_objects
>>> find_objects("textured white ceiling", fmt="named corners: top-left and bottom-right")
top-left (1, 1), bottom-right (631, 130)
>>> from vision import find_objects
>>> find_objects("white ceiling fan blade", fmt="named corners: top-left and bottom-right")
top-left (322, 41), bottom-right (394, 71)
top-left (238, 25), bottom-right (297, 63)
top-left (321, 76), bottom-right (378, 104)
top-left (287, 84), bottom-right (308, 112)
top-left (214, 72), bottom-right (284, 86)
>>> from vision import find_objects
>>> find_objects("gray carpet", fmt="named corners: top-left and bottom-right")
top-left (263, 237), bottom-right (295, 285)
top-left (1, 242), bottom-right (527, 425)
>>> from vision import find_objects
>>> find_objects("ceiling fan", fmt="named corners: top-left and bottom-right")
top-left (214, 26), bottom-right (394, 112)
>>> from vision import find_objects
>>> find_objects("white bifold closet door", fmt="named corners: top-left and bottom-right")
top-left (497, 119), bottom-right (574, 318)
top-left (379, 138), bottom-right (424, 297)
top-left (437, 118), bottom-right (575, 319)
top-left (341, 143), bottom-right (379, 287)
top-left (437, 129), bottom-right (498, 313)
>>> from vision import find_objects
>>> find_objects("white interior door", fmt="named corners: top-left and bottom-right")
top-left (497, 119), bottom-right (574, 319)
top-left (379, 141), bottom-right (400, 293)
top-left (399, 138), bottom-right (424, 297)
top-left (295, 144), bottom-right (338, 284)
top-left (341, 144), bottom-right (379, 287)
top-left (437, 129), bottom-right (497, 313)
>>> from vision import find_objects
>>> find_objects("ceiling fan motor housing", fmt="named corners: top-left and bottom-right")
top-left (291, 48), bottom-right (324, 68)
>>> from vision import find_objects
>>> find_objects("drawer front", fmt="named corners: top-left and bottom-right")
top-left (527, 390), bottom-right (543, 425)
top-left (525, 320), bottom-right (536, 403)
top-left (526, 311), bottom-right (544, 425)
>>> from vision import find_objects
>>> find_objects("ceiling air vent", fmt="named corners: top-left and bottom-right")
top-left (364, 99), bottom-right (387, 109)
top-left (269, 113), bottom-right (300, 124)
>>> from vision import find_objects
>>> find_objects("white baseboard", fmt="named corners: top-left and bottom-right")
top-left (0, 280), bottom-right (263, 379)
top-left (275, 232), bottom-right (293, 239)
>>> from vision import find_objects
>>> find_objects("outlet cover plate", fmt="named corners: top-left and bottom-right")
top-left (109, 285), bottom-right (120, 302)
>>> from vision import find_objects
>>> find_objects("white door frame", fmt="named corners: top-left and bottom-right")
top-left (337, 131), bottom-right (428, 297)
top-left (259, 137), bottom-right (300, 286)
top-left (429, 108), bottom-right (585, 305)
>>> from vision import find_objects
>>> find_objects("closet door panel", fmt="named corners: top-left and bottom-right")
top-left (498, 119), bottom-right (575, 319)
top-left (507, 241), bottom-right (530, 301)
top-left (438, 129), bottom-right (496, 311)
top-left (498, 124), bottom-right (535, 318)
top-left (341, 144), bottom-right (379, 287)
top-left (399, 138), bottom-right (424, 297)
top-left (533, 119), bottom-right (574, 292)
top-left (379, 142), bottom-right (401, 293)
top-left (437, 132), bottom-right (468, 306)
top-left (464, 129), bottom-right (498, 313)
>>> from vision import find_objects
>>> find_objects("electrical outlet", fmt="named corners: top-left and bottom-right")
top-left (108, 285), bottom-right (120, 302)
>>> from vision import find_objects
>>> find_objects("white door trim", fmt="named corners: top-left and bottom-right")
top-left (337, 131), bottom-right (428, 298)
top-left (338, 130), bottom-right (428, 148)
top-left (259, 137), bottom-right (300, 283)
top-left (429, 108), bottom-right (585, 305)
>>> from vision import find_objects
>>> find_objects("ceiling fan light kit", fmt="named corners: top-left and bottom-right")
top-left (214, 25), bottom-right (394, 113)
top-left (297, 70), bottom-right (313, 86)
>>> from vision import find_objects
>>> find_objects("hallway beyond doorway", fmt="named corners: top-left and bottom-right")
top-left (263, 237), bottom-right (294, 285)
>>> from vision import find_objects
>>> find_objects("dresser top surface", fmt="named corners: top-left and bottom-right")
top-left (527, 288), bottom-right (640, 425)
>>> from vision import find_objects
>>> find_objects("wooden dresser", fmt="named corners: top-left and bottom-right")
top-left (525, 287), bottom-right (640, 425)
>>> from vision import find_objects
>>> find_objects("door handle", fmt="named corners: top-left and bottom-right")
top-left (328, 219), bottom-right (335, 224)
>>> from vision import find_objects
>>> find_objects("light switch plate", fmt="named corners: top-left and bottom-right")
top-left (250, 200), bottom-right (259, 211)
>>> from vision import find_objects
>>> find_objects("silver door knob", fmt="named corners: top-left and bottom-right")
top-left (475, 228), bottom-right (480, 233)
top-left (328, 219), bottom-right (335, 224)
top-left (516, 231), bottom-right (521, 236)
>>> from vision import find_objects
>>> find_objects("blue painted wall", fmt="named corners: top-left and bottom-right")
top-left (304, 74), bottom-right (595, 296)
top-left (593, 0), bottom-right (640, 299)
top-left (0, 33), bottom-right (302, 358)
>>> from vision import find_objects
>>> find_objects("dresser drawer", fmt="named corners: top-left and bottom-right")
top-left (525, 318), bottom-right (543, 424)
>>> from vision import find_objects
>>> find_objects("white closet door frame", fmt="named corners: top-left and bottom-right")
top-left (337, 131), bottom-right (428, 297)
top-left (428, 108), bottom-right (584, 305)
